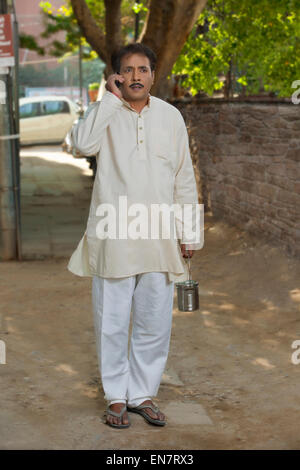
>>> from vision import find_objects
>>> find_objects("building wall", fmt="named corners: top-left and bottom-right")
top-left (174, 99), bottom-right (300, 257)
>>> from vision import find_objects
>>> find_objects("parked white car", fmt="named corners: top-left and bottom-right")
top-left (19, 96), bottom-right (79, 145)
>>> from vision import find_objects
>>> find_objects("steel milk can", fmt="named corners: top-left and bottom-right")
top-left (175, 256), bottom-right (199, 312)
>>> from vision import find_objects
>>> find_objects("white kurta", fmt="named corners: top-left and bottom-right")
top-left (67, 90), bottom-right (202, 282)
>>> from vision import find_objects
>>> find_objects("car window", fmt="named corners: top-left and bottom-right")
top-left (61, 100), bottom-right (70, 113)
top-left (19, 102), bottom-right (40, 119)
top-left (41, 100), bottom-right (70, 115)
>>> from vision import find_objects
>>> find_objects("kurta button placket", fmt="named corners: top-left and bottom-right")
top-left (137, 114), bottom-right (147, 160)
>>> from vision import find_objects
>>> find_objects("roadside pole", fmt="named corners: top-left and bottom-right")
top-left (0, 0), bottom-right (21, 260)
top-left (79, 42), bottom-right (83, 107)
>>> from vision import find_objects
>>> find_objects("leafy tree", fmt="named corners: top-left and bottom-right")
top-left (172, 0), bottom-right (300, 98)
top-left (19, 0), bottom-right (208, 98)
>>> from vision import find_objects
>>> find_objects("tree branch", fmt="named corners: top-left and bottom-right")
top-left (70, 0), bottom-right (107, 64)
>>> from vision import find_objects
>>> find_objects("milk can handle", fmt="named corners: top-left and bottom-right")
top-left (186, 255), bottom-right (191, 281)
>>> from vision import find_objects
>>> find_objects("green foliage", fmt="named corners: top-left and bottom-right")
top-left (39, 1), bottom-right (91, 58)
top-left (172, 0), bottom-right (300, 98)
top-left (22, 1), bottom-right (149, 61)
top-left (132, 1), bottom-right (148, 14)
top-left (19, 33), bottom-right (45, 56)
top-left (88, 82), bottom-right (100, 90)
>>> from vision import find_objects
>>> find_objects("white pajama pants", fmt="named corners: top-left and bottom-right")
top-left (92, 272), bottom-right (175, 408)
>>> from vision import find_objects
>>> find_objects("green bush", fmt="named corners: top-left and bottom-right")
top-left (88, 82), bottom-right (100, 90)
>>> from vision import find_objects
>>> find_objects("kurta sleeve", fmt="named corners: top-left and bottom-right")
top-left (70, 91), bottom-right (123, 156)
top-left (173, 120), bottom-right (203, 250)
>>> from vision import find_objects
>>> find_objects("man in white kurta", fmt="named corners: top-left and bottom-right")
top-left (67, 44), bottom-right (202, 428)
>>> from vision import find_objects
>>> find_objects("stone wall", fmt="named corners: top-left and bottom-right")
top-left (174, 99), bottom-right (300, 257)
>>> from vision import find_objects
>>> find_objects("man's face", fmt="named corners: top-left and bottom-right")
top-left (119, 53), bottom-right (154, 102)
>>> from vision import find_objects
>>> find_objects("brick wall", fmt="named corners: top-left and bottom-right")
top-left (174, 99), bottom-right (300, 257)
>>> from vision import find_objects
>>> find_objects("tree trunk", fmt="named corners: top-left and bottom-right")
top-left (140, 0), bottom-right (207, 98)
top-left (223, 58), bottom-right (232, 100)
top-left (104, 0), bottom-right (123, 75)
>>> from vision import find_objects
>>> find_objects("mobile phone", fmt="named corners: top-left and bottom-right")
top-left (115, 80), bottom-right (122, 89)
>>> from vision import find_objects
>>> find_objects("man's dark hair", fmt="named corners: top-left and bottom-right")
top-left (111, 43), bottom-right (157, 74)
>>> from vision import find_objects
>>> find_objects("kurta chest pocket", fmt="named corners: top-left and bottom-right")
top-left (152, 129), bottom-right (175, 172)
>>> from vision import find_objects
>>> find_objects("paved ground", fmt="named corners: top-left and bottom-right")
top-left (0, 146), bottom-right (300, 449)
top-left (20, 145), bottom-right (93, 258)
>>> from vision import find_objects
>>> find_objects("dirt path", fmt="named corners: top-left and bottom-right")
top-left (0, 214), bottom-right (300, 449)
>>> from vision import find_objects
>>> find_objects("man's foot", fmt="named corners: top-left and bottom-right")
top-left (137, 400), bottom-right (166, 421)
top-left (128, 400), bottom-right (166, 425)
top-left (106, 402), bottom-right (130, 427)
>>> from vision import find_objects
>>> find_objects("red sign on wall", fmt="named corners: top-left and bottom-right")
top-left (0, 14), bottom-right (15, 67)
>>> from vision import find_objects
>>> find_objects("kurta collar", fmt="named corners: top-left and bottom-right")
top-left (120, 93), bottom-right (151, 114)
